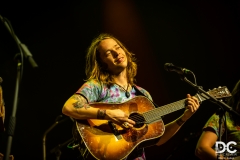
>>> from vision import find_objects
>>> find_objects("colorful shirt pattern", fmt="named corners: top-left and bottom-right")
top-left (76, 79), bottom-right (152, 103)
top-left (76, 79), bottom-right (153, 160)
top-left (203, 112), bottom-right (240, 154)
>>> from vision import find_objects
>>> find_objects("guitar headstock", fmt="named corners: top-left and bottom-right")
top-left (207, 86), bottom-right (232, 99)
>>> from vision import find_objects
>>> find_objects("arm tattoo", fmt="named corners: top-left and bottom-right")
top-left (71, 95), bottom-right (89, 109)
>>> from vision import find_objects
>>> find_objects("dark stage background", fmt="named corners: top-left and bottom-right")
top-left (0, 0), bottom-right (240, 160)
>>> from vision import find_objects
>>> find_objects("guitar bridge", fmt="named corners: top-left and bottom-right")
top-left (108, 121), bottom-right (122, 140)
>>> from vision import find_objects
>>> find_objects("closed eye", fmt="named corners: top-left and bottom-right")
top-left (105, 50), bottom-right (111, 57)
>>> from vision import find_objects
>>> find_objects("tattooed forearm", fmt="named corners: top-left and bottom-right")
top-left (73, 101), bottom-right (84, 109)
top-left (71, 95), bottom-right (89, 109)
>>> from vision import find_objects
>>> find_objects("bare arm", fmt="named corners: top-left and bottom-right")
top-left (195, 130), bottom-right (218, 160)
top-left (62, 94), bottom-right (99, 119)
top-left (62, 94), bottom-right (135, 127)
top-left (156, 94), bottom-right (200, 146)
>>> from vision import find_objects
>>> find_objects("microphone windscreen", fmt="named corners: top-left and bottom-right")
top-left (164, 63), bottom-right (174, 72)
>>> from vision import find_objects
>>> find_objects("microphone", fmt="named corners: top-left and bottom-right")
top-left (19, 43), bottom-right (38, 68)
top-left (164, 63), bottom-right (192, 75)
top-left (0, 15), bottom-right (38, 68)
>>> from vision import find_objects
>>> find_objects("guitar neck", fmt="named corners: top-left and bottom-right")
top-left (143, 93), bottom-right (208, 124)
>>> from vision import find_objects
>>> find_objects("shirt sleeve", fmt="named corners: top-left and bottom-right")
top-left (76, 79), bottom-right (102, 103)
top-left (203, 113), bottom-right (225, 137)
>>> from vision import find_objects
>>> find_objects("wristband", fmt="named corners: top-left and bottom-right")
top-left (176, 118), bottom-right (185, 126)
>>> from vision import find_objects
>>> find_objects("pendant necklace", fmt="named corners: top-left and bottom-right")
top-left (115, 83), bottom-right (130, 98)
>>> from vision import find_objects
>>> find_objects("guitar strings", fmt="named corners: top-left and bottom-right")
top-left (126, 89), bottom-right (225, 125)
top-left (129, 114), bottom-right (147, 124)
top-left (129, 99), bottom-right (187, 124)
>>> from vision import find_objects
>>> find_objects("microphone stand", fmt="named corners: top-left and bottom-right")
top-left (0, 15), bottom-right (38, 160)
top-left (4, 56), bottom-right (22, 160)
top-left (43, 115), bottom-right (70, 160)
top-left (50, 138), bottom-right (74, 160)
top-left (0, 15), bottom-right (38, 68)
top-left (182, 76), bottom-right (240, 142)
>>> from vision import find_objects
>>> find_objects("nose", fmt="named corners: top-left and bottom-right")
top-left (112, 49), bottom-right (120, 57)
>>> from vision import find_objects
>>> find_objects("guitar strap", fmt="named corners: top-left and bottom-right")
top-left (133, 85), bottom-right (160, 108)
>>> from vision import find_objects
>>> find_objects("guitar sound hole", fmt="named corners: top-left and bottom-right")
top-left (129, 113), bottom-right (145, 128)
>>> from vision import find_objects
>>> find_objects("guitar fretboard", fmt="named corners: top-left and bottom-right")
top-left (143, 94), bottom-right (208, 124)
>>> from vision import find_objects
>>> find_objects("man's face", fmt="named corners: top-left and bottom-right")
top-left (98, 38), bottom-right (128, 74)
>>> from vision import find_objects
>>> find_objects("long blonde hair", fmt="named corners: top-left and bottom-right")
top-left (85, 33), bottom-right (137, 86)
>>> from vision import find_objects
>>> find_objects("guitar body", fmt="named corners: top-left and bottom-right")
top-left (75, 96), bottom-right (165, 160)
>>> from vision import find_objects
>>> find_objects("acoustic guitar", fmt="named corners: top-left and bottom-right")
top-left (74, 86), bottom-right (231, 160)
top-left (0, 78), bottom-right (14, 160)
top-left (0, 77), bottom-right (5, 132)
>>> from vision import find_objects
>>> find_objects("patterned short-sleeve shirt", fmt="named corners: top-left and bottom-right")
top-left (203, 112), bottom-right (240, 153)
